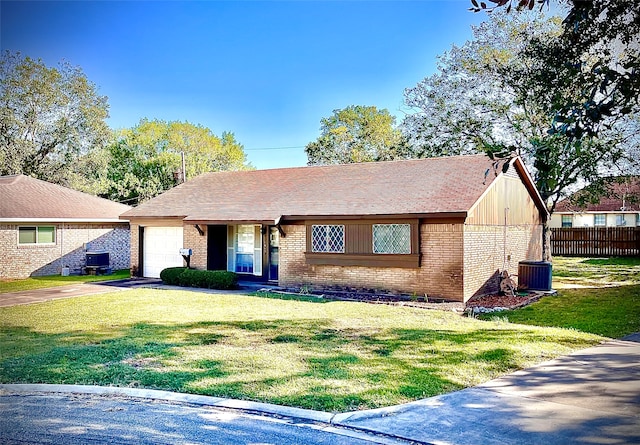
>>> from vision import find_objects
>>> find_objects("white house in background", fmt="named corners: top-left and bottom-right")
top-left (550, 177), bottom-right (640, 228)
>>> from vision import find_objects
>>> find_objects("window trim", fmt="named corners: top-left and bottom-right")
top-left (18, 225), bottom-right (56, 245)
top-left (311, 224), bottom-right (345, 253)
top-left (372, 223), bottom-right (412, 254)
top-left (594, 214), bottom-right (606, 227)
top-left (561, 215), bottom-right (573, 228)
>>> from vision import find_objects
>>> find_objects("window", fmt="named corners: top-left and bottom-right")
top-left (594, 214), bottom-right (606, 227)
top-left (235, 225), bottom-right (255, 273)
top-left (311, 225), bottom-right (345, 253)
top-left (615, 215), bottom-right (626, 226)
top-left (18, 226), bottom-right (56, 245)
top-left (561, 215), bottom-right (573, 228)
top-left (373, 224), bottom-right (411, 254)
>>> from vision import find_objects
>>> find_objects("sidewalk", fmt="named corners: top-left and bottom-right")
top-left (334, 334), bottom-right (640, 445)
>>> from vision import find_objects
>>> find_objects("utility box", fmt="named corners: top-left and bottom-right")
top-left (86, 251), bottom-right (110, 268)
top-left (518, 261), bottom-right (552, 291)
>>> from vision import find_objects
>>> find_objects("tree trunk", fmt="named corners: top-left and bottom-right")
top-left (542, 220), bottom-right (552, 262)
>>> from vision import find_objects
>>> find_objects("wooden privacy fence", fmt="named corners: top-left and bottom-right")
top-left (551, 227), bottom-right (640, 257)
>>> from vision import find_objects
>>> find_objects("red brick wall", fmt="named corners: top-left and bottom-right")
top-left (1, 222), bottom-right (130, 279)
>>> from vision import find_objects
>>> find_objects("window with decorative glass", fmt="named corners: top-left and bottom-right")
top-left (372, 224), bottom-right (411, 254)
top-left (594, 214), bottom-right (606, 226)
top-left (561, 215), bottom-right (573, 228)
top-left (311, 225), bottom-right (345, 253)
top-left (18, 226), bottom-right (56, 245)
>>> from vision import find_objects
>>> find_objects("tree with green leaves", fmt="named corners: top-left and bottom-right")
top-left (0, 51), bottom-right (110, 185)
top-left (402, 11), bottom-right (638, 259)
top-left (305, 105), bottom-right (409, 165)
top-left (469, 0), bottom-right (639, 141)
top-left (78, 119), bottom-right (251, 205)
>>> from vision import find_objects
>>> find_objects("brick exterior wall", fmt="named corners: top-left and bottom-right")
top-left (0, 223), bottom-right (130, 279)
top-left (279, 223), bottom-right (465, 301)
top-left (463, 224), bottom-right (543, 299)
top-left (278, 222), bottom-right (542, 302)
top-left (184, 223), bottom-right (208, 270)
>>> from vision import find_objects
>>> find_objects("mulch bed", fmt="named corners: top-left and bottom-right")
top-left (259, 286), bottom-right (556, 316)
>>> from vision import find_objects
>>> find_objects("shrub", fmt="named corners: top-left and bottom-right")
top-left (159, 267), bottom-right (188, 285)
top-left (201, 270), bottom-right (238, 290)
top-left (160, 267), bottom-right (238, 290)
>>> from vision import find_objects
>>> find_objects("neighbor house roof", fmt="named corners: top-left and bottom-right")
top-left (121, 154), bottom-right (546, 223)
top-left (555, 177), bottom-right (640, 213)
top-left (0, 174), bottom-right (131, 222)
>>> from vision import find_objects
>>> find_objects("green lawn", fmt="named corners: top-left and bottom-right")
top-left (480, 256), bottom-right (640, 338)
top-left (0, 289), bottom-right (602, 412)
top-left (0, 269), bottom-right (131, 294)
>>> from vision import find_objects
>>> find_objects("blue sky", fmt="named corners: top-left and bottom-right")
top-left (1, 1), bottom-right (486, 170)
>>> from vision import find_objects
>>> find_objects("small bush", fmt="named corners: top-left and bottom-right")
top-left (201, 270), bottom-right (238, 290)
top-left (160, 267), bottom-right (238, 290)
top-left (159, 267), bottom-right (188, 285)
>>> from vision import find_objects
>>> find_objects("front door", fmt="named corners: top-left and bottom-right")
top-left (268, 226), bottom-right (279, 281)
top-left (207, 225), bottom-right (227, 271)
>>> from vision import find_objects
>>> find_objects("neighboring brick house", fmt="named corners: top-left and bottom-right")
top-left (550, 177), bottom-right (640, 228)
top-left (0, 175), bottom-right (131, 278)
top-left (121, 155), bottom-right (548, 302)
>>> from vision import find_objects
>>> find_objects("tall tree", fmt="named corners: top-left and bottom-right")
top-left (0, 51), bottom-right (110, 184)
top-left (469, 0), bottom-right (639, 141)
top-left (79, 119), bottom-right (251, 205)
top-left (305, 105), bottom-right (409, 165)
top-left (402, 11), bottom-right (638, 259)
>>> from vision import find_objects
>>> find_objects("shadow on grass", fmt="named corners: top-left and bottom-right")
top-left (0, 319), bottom-right (597, 412)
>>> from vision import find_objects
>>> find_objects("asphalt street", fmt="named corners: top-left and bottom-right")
top-left (0, 392), bottom-right (411, 445)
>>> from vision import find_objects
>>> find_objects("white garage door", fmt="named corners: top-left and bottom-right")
top-left (143, 227), bottom-right (184, 278)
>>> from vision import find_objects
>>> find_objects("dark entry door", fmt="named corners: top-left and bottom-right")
top-left (268, 226), bottom-right (279, 281)
top-left (207, 225), bottom-right (227, 271)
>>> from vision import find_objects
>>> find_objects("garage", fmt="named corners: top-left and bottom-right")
top-left (143, 227), bottom-right (184, 278)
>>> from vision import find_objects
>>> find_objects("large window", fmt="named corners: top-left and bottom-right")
top-left (594, 214), bottom-right (606, 227)
top-left (311, 225), bottom-right (345, 253)
top-left (561, 215), bottom-right (573, 228)
top-left (615, 214), bottom-right (626, 226)
top-left (373, 224), bottom-right (411, 254)
top-left (18, 226), bottom-right (55, 245)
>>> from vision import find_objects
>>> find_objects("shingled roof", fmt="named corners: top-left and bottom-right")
top-left (555, 177), bottom-right (640, 213)
top-left (122, 154), bottom-right (541, 223)
top-left (0, 175), bottom-right (131, 221)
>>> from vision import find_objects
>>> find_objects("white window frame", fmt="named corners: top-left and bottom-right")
top-left (372, 224), bottom-right (411, 254)
top-left (18, 226), bottom-right (56, 245)
top-left (615, 214), bottom-right (626, 226)
top-left (561, 215), bottom-right (573, 228)
top-left (311, 225), bottom-right (345, 253)
top-left (594, 214), bottom-right (606, 227)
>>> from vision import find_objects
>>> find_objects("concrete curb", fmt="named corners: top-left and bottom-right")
top-left (0, 384), bottom-right (333, 424)
top-left (0, 384), bottom-right (423, 445)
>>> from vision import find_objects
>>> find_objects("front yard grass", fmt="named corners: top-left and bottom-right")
top-left (0, 288), bottom-right (602, 412)
top-left (0, 269), bottom-right (131, 294)
top-left (480, 256), bottom-right (640, 338)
